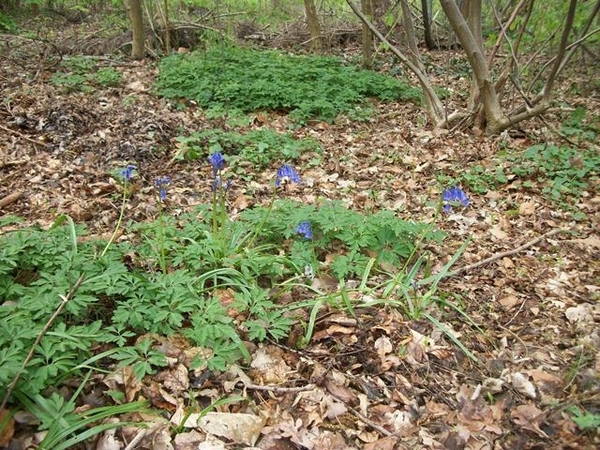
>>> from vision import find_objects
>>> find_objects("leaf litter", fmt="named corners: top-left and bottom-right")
top-left (1, 31), bottom-right (599, 450)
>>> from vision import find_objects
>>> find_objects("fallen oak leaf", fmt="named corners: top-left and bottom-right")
top-left (510, 404), bottom-right (549, 439)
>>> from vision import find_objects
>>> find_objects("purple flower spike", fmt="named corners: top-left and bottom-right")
top-left (155, 176), bottom-right (170, 201)
top-left (208, 152), bottom-right (225, 175)
top-left (296, 221), bottom-right (312, 239)
top-left (442, 187), bottom-right (469, 213)
top-left (275, 164), bottom-right (301, 187)
top-left (211, 176), bottom-right (233, 193)
top-left (119, 165), bottom-right (136, 181)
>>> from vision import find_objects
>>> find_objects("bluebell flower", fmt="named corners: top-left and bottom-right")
top-left (208, 152), bottom-right (225, 175)
top-left (442, 187), bottom-right (469, 213)
top-left (155, 176), bottom-right (170, 201)
top-left (211, 176), bottom-right (233, 193)
top-left (275, 164), bottom-right (301, 187)
top-left (119, 165), bottom-right (136, 181)
top-left (296, 221), bottom-right (312, 239)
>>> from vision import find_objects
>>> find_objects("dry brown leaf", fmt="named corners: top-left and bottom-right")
top-left (325, 377), bottom-right (359, 405)
top-left (0, 409), bottom-right (14, 447)
top-left (172, 430), bottom-right (204, 450)
top-left (374, 335), bottom-right (393, 359)
top-left (177, 412), bottom-right (265, 446)
top-left (498, 294), bottom-right (519, 310)
top-left (518, 201), bottom-right (536, 215)
top-left (250, 346), bottom-right (291, 383)
top-left (565, 304), bottom-right (594, 323)
top-left (510, 404), bottom-right (548, 438)
top-left (511, 372), bottom-right (537, 399)
top-left (489, 225), bottom-right (509, 240)
top-left (363, 435), bottom-right (398, 450)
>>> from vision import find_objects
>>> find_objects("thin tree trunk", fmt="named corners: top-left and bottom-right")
top-left (125, 0), bottom-right (145, 59)
top-left (440, 0), bottom-right (506, 133)
top-left (347, 0), bottom-right (446, 123)
top-left (400, 0), bottom-right (440, 120)
top-left (162, 0), bottom-right (170, 54)
top-left (421, 0), bottom-right (435, 49)
top-left (541, 0), bottom-right (577, 100)
top-left (361, 0), bottom-right (374, 68)
top-left (304, 0), bottom-right (322, 52)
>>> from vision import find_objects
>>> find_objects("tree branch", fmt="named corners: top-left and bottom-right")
top-left (345, 0), bottom-right (446, 123)
top-left (450, 229), bottom-right (566, 277)
top-left (541, 0), bottom-right (578, 100)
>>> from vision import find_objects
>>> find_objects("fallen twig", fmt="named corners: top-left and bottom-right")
top-left (0, 124), bottom-right (51, 148)
top-left (345, 403), bottom-right (395, 437)
top-left (451, 228), bottom-right (567, 276)
top-left (0, 191), bottom-right (23, 209)
top-left (243, 382), bottom-right (316, 393)
top-left (0, 274), bottom-right (85, 411)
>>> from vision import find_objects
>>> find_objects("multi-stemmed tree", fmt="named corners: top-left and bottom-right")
top-left (348, 0), bottom-right (600, 134)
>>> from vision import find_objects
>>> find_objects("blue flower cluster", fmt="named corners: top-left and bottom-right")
top-left (209, 152), bottom-right (232, 193)
top-left (155, 176), bottom-right (171, 202)
top-left (119, 165), bottom-right (136, 181)
top-left (296, 221), bottom-right (312, 239)
top-left (209, 152), bottom-right (225, 176)
top-left (275, 164), bottom-right (301, 187)
top-left (442, 187), bottom-right (469, 213)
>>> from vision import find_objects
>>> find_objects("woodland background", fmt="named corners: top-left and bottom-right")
top-left (0, 1), bottom-right (599, 449)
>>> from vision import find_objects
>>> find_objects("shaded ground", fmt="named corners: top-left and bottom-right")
top-left (1, 14), bottom-right (599, 450)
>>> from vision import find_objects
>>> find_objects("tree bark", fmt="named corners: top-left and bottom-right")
top-left (125, 0), bottom-right (145, 59)
top-left (440, 0), bottom-right (506, 133)
top-left (361, 0), bottom-right (374, 68)
top-left (304, 0), bottom-right (322, 52)
top-left (162, 0), bottom-right (170, 54)
top-left (421, 0), bottom-right (435, 49)
top-left (347, 0), bottom-right (446, 123)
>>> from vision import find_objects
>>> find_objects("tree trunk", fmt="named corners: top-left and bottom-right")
top-left (125, 0), bottom-right (145, 59)
top-left (460, 0), bottom-right (483, 51)
top-left (162, 0), bottom-right (170, 54)
top-left (361, 0), bottom-right (374, 68)
top-left (440, 0), bottom-right (506, 133)
top-left (347, 0), bottom-right (446, 123)
top-left (304, 0), bottom-right (322, 52)
top-left (421, 0), bottom-right (435, 49)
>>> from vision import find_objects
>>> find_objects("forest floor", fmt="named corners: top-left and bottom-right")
top-left (1, 13), bottom-right (599, 450)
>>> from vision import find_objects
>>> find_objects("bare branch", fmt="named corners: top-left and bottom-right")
top-left (0, 274), bottom-right (86, 411)
top-left (541, 0), bottom-right (578, 100)
top-left (345, 0), bottom-right (446, 122)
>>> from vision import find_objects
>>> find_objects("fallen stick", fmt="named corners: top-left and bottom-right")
top-left (451, 228), bottom-right (567, 276)
top-left (243, 382), bottom-right (316, 393)
top-left (0, 191), bottom-right (23, 209)
top-left (0, 124), bottom-right (51, 148)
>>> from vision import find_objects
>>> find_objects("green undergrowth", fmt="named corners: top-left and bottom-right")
top-left (439, 108), bottom-right (599, 207)
top-left (0, 197), bottom-right (445, 397)
top-left (1, 158), bottom-right (476, 445)
top-left (51, 56), bottom-right (123, 93)
top-left (156, 45), bottom-right (421, 123)
top-left (439, 142), bottom-right (599, 215)
top-left (175, 128), bottom-right (322, 173)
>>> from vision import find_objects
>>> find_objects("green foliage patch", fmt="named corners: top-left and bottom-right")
top-left (439, 139), bottom-right (599, 211)
top-left (507, 143), bottom-right (600, 202)
top-left (156, 45), bottom-right (421, 123)
top-left (51, 57), bottom-right (123, 92)
top-left (176, 127), bottom-right (322, 174)
top-left (0, 193), bottom-right (439, 400)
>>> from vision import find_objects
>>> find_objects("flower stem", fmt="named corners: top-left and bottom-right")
top-left (101, 187), bottom-right (128, 257)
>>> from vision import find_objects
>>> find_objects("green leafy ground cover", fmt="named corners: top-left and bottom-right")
top-left (156, 46), bottom-right (421, 123)
top-left (1, 40), bottom-right (599, 448)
